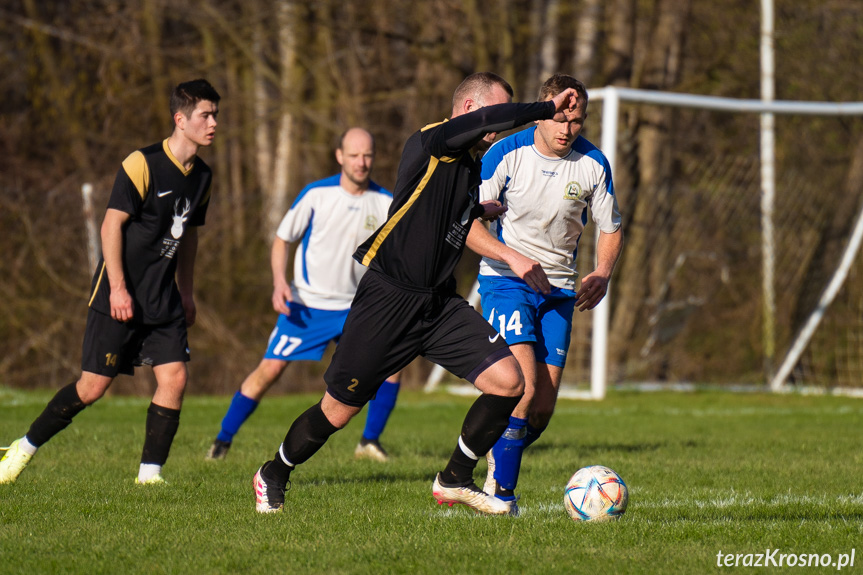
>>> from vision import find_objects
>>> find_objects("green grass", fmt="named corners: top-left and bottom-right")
top-left (1, 388), bottom-right (862, 574)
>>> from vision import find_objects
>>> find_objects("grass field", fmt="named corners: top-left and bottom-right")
top-left (1, 387), bottom-right (861, 574)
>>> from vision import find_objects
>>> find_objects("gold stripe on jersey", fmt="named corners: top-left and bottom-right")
top-left (88, 262), bottom-right (107, 307)
top-left (162, 139), bottom-right (194, 176)
top-left (121, 151), bottom-right (150, 200)
top-left (421, 120), bottom-right (446, 132)
top-left (362, 156), bottom-right (441, 266)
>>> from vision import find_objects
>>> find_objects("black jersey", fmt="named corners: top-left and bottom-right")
top-left (88, 139), bottom-right (212, 324)
top-left (353, 101), bottom-right (555, 290)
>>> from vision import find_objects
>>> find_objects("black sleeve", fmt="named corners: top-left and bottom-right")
top-left (439, 101), bottom-right (556, 152)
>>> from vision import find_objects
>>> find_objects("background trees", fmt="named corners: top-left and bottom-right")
top-left (1, 0), bottom-right (861, 393)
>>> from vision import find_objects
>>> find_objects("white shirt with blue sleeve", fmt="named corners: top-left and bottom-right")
top-left (275, 175), bottom-right (392, 310)
top-left (478, 127), bottom-right (621, 291)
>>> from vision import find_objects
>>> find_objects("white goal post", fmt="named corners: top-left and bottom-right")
top-left (425, 87), bottom-right (863, 398)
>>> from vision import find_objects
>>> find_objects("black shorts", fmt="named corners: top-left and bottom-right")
top-left (324, 270), bottom-right (512, 407)
top-left (81, 308), bottom-right (190, 377)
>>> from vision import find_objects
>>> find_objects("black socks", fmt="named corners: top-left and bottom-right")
top-left (440, 392), bottom-right (522, 486)
top-left (26, 382), bottom-right (87, 447)
top-left (141, 403), bottom-right (181, 466)
top-left (265, 401), bottom-right (340, 483)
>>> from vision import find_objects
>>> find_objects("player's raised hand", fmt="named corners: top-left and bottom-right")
top-left (479, 199), bottom-right (508, 221)
top-left (272, 283), bottom-right (293, 316)
top-left (550, 88), bottom-right (579, 122)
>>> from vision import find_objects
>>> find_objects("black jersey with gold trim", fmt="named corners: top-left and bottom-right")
top-left (88, 139), bottom-right (212, 323)
top-left (353, 101), bottom-right (554, 290)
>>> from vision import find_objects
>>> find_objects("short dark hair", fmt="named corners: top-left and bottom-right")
top-left (452, 72), bottom-right (514, 110)
top-left (170, 79), bottom-right (221, 118)
top-left (538, 74), bottom-right (588, 107)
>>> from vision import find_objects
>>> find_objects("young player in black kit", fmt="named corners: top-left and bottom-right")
top-left (254, 72), bottom-right (579, 514)
top-left (0, 79), bottom-right (220, 486)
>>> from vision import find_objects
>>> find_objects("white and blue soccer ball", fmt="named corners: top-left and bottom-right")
top-left (564, 465), bottom-right (628, 522)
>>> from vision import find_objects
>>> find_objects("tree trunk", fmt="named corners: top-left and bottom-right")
top-left (608, 0), bottom-right (691, 378)
top-left (538, 0), bottom-right (560, 83)
top-left (573, 0), bottom-right (602, 86)
top-left (267, 0), bottom-right (299, 239)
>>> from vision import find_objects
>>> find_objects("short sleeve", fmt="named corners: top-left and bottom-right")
top-left (275, 186), bottom-right (315, 242)
top-left (107, 151), bottom-right (148, 216)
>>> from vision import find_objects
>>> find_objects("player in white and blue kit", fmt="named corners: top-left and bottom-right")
top-left (466, 75), bottom-right (624, 514)
top-left (206, 128), bottom-right (401, 462)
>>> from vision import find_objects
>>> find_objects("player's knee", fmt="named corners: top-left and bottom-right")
top-left (154, 364), bottom-right (188, 393)
top-left (321, 392), bottom-right (361, 428)
top-left (475, 356), bottom-right (525, 397)
top-left (506, 360), bottom-right (526, 396)
top-left (76, 375), bottom-right (112, 405)
top-left (495, 362), bottom-right (525, 398)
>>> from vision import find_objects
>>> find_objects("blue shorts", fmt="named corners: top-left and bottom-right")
top-left (478, 275), bottom-right (577, 368)
top-left (263, 302), bottom-right (350, 362)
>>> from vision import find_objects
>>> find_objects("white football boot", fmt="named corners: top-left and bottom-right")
top-left (432, 473), bottom-right (512, 515)
top-left (354, 439), bottom-right (389, 462)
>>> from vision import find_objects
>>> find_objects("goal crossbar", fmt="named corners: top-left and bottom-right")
top-left (425, 86), bottom-right (863, 398)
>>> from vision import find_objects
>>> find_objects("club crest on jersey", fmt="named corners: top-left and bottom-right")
top-left (564, 181), bottom-right (584, 201)
top-left (365, 215), bottom-right (378, 230)
top-left (171, 198), bottom-right (191, 239)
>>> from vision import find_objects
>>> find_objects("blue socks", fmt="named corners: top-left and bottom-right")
top-left (361, 380), bottom-right (399, 441)
top-left (491, 419), bottom-right (547, 498)
top-left (490, 416), bottom-right (528, 497)
top-left (216, 391), bottom-right (259, 443)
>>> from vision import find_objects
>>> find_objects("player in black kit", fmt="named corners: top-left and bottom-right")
top-left (0, 79), bottom-right (220, 486)
top-left (253, 72), bottom-right (579, 515)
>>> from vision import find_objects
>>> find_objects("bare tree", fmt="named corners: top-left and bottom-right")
top-left (573, 0), bottom-right (603, 86)
top-left (609, 0), bottom-right (692, 377)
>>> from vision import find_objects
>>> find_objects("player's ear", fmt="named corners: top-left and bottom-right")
top-left (335, 148), bottom-right (344, 166)
top-left (174, 111), bottom-right (186, 130)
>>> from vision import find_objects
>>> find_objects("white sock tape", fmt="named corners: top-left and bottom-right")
top-left (458, 436), bottom-right (478, 461)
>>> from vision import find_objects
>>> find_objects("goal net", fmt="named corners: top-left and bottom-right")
top-left (427, 88), bottom-right (863, 398)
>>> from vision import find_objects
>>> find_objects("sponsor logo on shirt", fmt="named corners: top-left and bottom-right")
top-left (157, 189), bottom-right (173, 197)
top-left (541, 169), bottom-right (558, 178)
top-left (564, 181), bottom-right (584, 200)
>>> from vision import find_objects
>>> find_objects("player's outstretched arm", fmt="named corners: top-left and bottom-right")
top-left (466, 220), bottom-right (552, 294)
top-left (575, 228), bottom-right (624, 311)
top-left (270, 236), bottom-right (293, 316)
top-left (101, 208), bottom-right (134, 322)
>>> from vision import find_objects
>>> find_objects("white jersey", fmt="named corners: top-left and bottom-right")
top-left (275, 175), bottom-right (392, 310)
top-left (478, 127), bottom-right (621, 291)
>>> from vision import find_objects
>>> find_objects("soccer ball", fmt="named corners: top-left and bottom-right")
top-left (563, 465), bottom-right (628, 522)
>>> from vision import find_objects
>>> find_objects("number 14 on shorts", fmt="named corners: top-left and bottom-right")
top-left (486, 308), bottom-right (523, 339)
